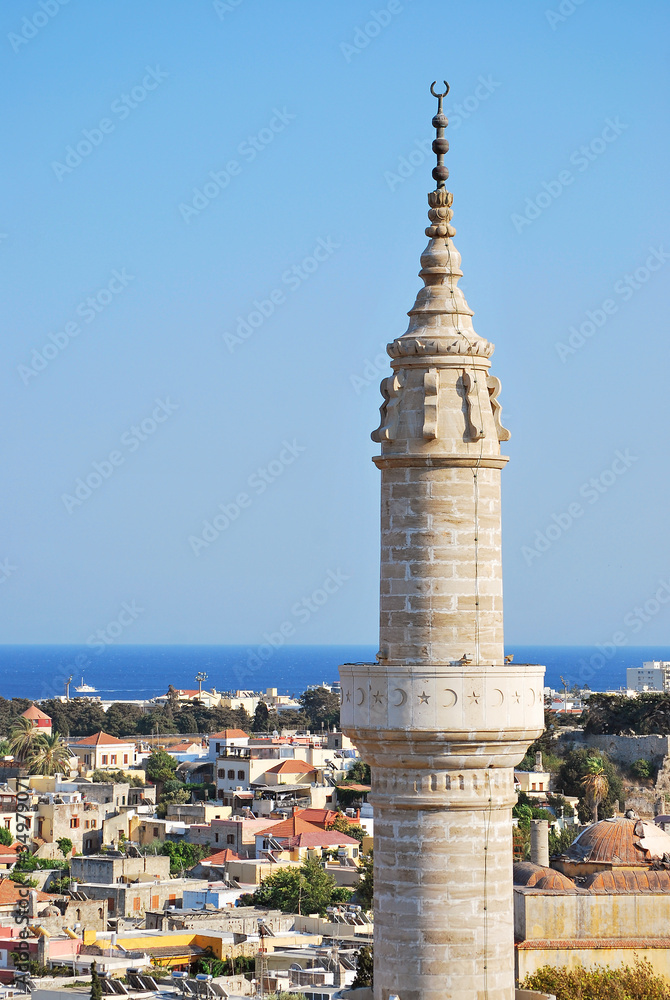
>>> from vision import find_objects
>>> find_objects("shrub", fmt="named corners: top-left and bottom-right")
top-left (630, 758), bottom-right (653, 780)
top-left (521, 957), bottom-right (670, 999)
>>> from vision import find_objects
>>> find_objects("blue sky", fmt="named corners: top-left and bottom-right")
top-left (2, 0), bottom-right (669, 646)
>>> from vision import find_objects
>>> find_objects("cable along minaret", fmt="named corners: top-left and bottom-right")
top-left (340, 83), bottom-right (545, 1000)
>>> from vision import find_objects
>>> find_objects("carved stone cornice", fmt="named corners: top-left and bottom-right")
top-left (340, 662), bottom-right (544, 769)
top-left (387, 334), bottom-right (494, 359)
top-left (372, 454), bottom-right (509, 470)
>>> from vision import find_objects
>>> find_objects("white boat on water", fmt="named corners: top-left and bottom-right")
top-left (74, 677), bottom-right (97, 693)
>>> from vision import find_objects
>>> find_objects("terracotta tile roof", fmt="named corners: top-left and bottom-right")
top-left (264, 760), bottom-right (316, 775)
top-left (71, 731), bottom-right (132, 747)
top-left (200, 849), bottom-right (241, 865)
top-left (169, 742), bottom-right (201, 753)
top-left (256, 816), bottom-right (324, 838)
top-left (295, 808), bottom-right (340, 829)
top-left (209, 730), bottom-right (248, 740)
top-left (21, 706), bottom-right (51, 722)
top-left (565, 818), bottom-right (670, 866)
top-left (0, 880), bottom-right (54, 907)
top-left (289, 830), bottom-right (359, 848)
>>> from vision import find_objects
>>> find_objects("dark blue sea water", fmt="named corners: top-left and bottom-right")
top-left (1, 644), bottom-right (670, 704)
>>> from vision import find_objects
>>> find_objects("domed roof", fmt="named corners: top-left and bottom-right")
top-left (513, 862), bottom-right (577, 892)
top-left (564, 818), bottom-right (670, 866)
top-left (583, 868), bottom-right (670, 893)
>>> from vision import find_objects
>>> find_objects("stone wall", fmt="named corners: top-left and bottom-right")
top-left (557, 731), bottom-right (670, 766)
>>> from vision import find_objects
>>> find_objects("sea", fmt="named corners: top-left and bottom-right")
top-left (1, 644), bottom-right (670, 704)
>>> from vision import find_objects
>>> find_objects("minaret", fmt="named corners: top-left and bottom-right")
top-left (340, 83), bottom-right (545, 1000)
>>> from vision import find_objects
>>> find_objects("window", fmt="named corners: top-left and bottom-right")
top-left (531, 783), bottom-right (536, 791)
top-left (218, 769), bottom-right (225, 779)
top-left (169, 894), bottom-right (176, 902)
top-left (133, 897), bottom-right (141, 912)
top-left (98, 908), bottom-right (104, 920)
top-left (3, 820), bottom-right (9, 829)
top-left (215, 833), bottom-right (219, 843)
top-left (237, 770), bottom-right (245, 780)
top-left (539, 783), bottom-right (544, 791)
top-left (227, 769), bottom-right (235, 780)
top-left (84, 821), bottom-right (89, 830)
top-left (85, 754), bottom-right (91, 765)
top-left (70, 817), bottom-right (80, 829)
top-left (110, 755), bottom-right (117, 765)
top-left (101, 755), bottom-right (108, 765)
top-left (226, 834), bottom-right (234, 845)
top-left (153, 827), bottom-right (159, 837)
top-left (215, 743), bottom-right (221, 754)
top-left (108, 897), bottom-right (115, 913)
top-left (151, 895), bottom-right (159, 909)
top-left (123, 755), bottom-right (128, 764)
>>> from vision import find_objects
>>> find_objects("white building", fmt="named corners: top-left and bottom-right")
top-left (627, 661), bottom-right (670, 692)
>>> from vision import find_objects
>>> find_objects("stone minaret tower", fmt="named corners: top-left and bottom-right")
top-left (340, 83), bottom-right (544, 1000)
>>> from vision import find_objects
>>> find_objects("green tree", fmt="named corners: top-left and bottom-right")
top-left (252, 858), bottom-right (338, 916)
top-left (0, 741), bottom-right (10, 756)
top-left (8, 717), bottom-right (40, 762)
top-left (145, 749), bottom-right (178, 785)
top-left (630, 758), bottom-right (653, 780)
top-left (90, 960), bottom-right (103, 1000)
top-left (103, 703), bottom-right (144, 737)
top-left (299, 687), bottom-right (340, 730)
top-left (520, 957), bottom-right (670, 999)
top-left (346, 760), bottom-right (371, 784)
top-left (253, 701), bottom-right (270, 732)
top-left (326, 813), bottom-right (366, 844)
top-left (351, 946), bottom-right (373, 990)
top-left (556, 748), bottom-right (622, 823)
top-left (580, 757), bottom-right (610, 824)
top-left (158, 840), bottom-right (208, 874)
top-left (0, 827), bottom-right (13, 847)
top-left (27, 732), bottom-right (72, 776)
top-left (41, 699), bottom-right (107, 738)
top-left (57, 837), bottom-right (73, 858)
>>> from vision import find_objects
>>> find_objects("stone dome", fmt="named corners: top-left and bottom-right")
top-left (564, 818), bottom-right (670, 866)
top-left (513, 862), bottom-right (577, 892)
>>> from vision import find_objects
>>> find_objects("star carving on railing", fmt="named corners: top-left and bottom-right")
top-left (418, 691), bottom-right (430, 704)
top-left (512, 690), bottom-right (521, 704)
top-left (373, 690), bottom-right (383, 704)
top-left (345, 690), bottom-right (351, 703)
top-left (467, 691), bottom-right (481, 705)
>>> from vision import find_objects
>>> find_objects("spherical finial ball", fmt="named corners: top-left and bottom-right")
top-left (432, 165), bottom-right (449, 182)
top-left (432, 138), bottom-right (449, 155)
top-left (432, 113), bottom-right (448, 129)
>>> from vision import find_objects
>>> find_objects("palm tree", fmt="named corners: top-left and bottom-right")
top-left (26, 732), bottom-right (72, 776)
top-left (580, 757), bottom-right (609, 823)
top-left (8, 717), bottom-right (40, 762)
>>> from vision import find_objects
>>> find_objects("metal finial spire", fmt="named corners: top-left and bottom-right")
top-left (430, 80), bottom-right (450, 189)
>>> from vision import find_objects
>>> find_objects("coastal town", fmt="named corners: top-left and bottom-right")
top-left (0, 672), bottom-right (668, 997)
